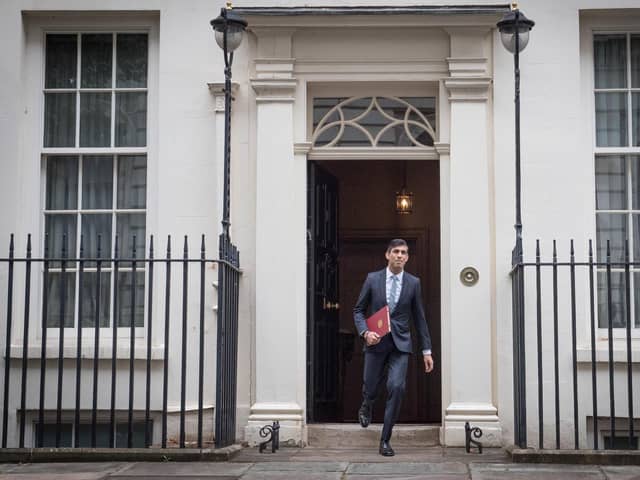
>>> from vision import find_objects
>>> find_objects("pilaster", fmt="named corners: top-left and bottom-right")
top-left (245, 28), bottom-right (304, 446)
top-left (441, 27), bottom-right (501, 447)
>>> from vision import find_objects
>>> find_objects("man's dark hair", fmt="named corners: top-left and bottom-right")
top-left (386, 238), bottom-right (408, 252)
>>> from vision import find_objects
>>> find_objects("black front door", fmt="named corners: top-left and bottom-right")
top-left (307, 163), bottom-right (340, 422)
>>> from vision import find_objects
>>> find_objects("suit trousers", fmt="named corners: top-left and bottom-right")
top-left (362, 336), bottom-right (409, 442)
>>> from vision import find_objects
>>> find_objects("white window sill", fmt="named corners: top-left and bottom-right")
top-left (576, 346), bottom-right (640, 364)
top-left (8, 343), bottom-right (165, 360)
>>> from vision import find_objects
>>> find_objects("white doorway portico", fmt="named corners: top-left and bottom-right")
top-left (239, 5), bottom-right (503, 447)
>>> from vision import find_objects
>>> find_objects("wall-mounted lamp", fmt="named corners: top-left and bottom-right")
top-left (395, 162), bottom-right (413, 215)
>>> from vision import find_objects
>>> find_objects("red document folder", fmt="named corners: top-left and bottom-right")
top-left (366, 305), bottom-right (391, 337)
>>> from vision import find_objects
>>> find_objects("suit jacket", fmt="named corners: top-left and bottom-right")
top-left (353, 268), bottom-right (432, 354)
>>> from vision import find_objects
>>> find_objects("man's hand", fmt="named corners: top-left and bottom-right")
top-left (364, 331), bottom-right (381, 346)
top-left (423, 354), bottom-right (434, 373)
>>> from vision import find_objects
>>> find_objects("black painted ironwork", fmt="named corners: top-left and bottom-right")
top-left (210, 5), bottom-right (246, 450)
top-left (0, 233), bottom-right (239, 449)
top-left (465, 421), bottom-right (483, 454)
top-left (510, 239), bottom-right (638, 451)
top-left (259, 421), bottom-right (280, 453)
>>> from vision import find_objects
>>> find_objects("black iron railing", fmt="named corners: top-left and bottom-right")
top-left (0, 233), bottom-right (241, 449)
top-left (511, 239), bottom-right (637, 450)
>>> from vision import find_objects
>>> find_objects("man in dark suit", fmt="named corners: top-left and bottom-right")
top-left (353, 239), bottom-right (434, 456)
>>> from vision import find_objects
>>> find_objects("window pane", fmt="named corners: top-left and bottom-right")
top-left (632, 35), bottom-right (640, 88)
top-left (45, 214), bottom-right (77, 262)
top-left (79, 272), bottom-right (110, 328)
top-left (633, 215), bottom-right (640, 263)
top-left (115, 92), bottom-right (147, 147)
top-left (598, 271), bottom-right (628, 328)
top-left (76, 424), bottom-right (111, 447)
top-left (34, 424), bottom-right (73, 447)
top-left (45, 272), bottom-right (76, 328)
top-left (81, 34), bottom-right (112, 88)
top-left (117, 155), bottom-right (147, 209)
top-left (82, 156), bottom-right (113, 209)
top-left (46, 156), bottom-right (78, 210)
top-left (117, 272), bottom-right (145, 327)
top-left (45, 34), bottom-right (77, 89)
top-left (633, 93), bottom-right (640, 147)
top-left (631, 156), bottom-right (640, 209)
top-left (81, 214), bottom-right (112, 264)
top-left (115, 422), bottom-right (148, 448)
top-left (116, 34), bottom-right (148, 88)
top-left (596, 155), bottom-right (626, 210)
top-left (116, 213), bottom-right (146, 260)
top-left (596, 213), bottom-right (627, 263)
top-left (594, 34), bottom-right (627, 89)
top-left (596, 92), bottom-right (628, 147)
top-left (44, 93), bottom-right (76, 147)
top-left (80, 92), bottom-right (111, 147)
top-left (635, 272), bottom-right (640, 328)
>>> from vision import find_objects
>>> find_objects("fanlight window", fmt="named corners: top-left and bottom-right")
top-left (312, 96), bottom-right (436, 148)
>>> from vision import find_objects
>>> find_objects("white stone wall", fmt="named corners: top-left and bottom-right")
top-left (0, 0), bottom-right (639, 448)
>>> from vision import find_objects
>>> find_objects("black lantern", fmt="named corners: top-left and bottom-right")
top-left (211, 2), bottom-right (248, 59)
top-left (497, 8), bottom-right (535, 53)
top-left (395, 162), bottom-right (413, 215)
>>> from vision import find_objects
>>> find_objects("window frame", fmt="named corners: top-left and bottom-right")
top-left (42, 30), bottom-right (149, 337)
top-left (20, 13), bottom-right (159, 347)
top-left (590, 25), bottom-right (640, 338)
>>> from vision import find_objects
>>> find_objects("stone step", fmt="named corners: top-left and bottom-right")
top-left (306, 423), bottom-right (441, 447)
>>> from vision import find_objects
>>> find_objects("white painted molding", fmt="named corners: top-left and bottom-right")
top-left (443, 77), bottom-right (491, 102)
top-left (307, 146), bottom-right (439, 161)
top-left (445, 402), bottom-right (498, 421)
top-left (207, 81), bottom-right (239, 112)
top-left (247, 402), bottom-right (304, 421)
top-left (254, 58), bottom-right (296, 80)
top-left (434, 142), bottom-right (451, 155)
top-left (293, 142), bottom-right (312, 155)
top-left (447, 57), bottom-right (488, 78)
top-left (295, 59), bottom-right (448, 76)
top-left (250, 78), bottom-right (298, 103)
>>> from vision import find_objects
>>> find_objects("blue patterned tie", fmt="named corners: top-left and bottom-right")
top-left (388, 275), bottom-right (399, 312)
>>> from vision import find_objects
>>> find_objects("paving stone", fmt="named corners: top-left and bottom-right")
top-left (108, 477), bottom-right (239, 480)
top-left (601, 466), bottom-right (640, 480)
top-left (0, 475), bottom-right (110, 480)
top-left (470, 463), bottom-right (606, 480)
top-left (347, 462), bottom-right (468, 475)
top-left (249, 462), bottom-right (348, 472)
top-left (346, 475), bottom-right (469, 480)
top-left (4, 463), bottom-right (124, 474)
top-left (113, 462), bottom-right (250, 476)
top-left (241, 473), bottom-right (343, 480)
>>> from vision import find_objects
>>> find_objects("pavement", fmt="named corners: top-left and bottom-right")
top-left (1, 447), bottom-right (640, 479)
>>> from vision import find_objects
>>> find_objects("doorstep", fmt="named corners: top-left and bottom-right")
top-left (306, 423), bottom-right (440, 447)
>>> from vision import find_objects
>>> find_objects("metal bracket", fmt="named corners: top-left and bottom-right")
top-left (258, 420), bottom-right (280, 453)
top-left (465, 421), bottom-right (483, 453)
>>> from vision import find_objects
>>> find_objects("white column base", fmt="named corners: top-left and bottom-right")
top-left (442, 402), bottom-right (502, 447)
top-left (243, 402), bottom-right (305, 447)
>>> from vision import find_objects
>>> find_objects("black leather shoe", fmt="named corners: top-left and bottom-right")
top-left (358, 403), bottom-right (371, 428)
top-left (379, 440), bottom-right (395, 457)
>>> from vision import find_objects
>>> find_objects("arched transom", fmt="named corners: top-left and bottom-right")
top-left (312, 96), bottom-right (436, 148)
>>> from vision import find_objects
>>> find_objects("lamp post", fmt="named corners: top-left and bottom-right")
top-left (211, 1), bottom-right (247, 239)
top-left (497, 3), bottom-right (534, 265)
top-left (497, 3), bottom-right (534, 450)
top-left (210, 2), bottom-right (247, 449)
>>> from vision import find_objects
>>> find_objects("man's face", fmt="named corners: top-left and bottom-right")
top-left (385, 245), bottom-right (409, 271)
